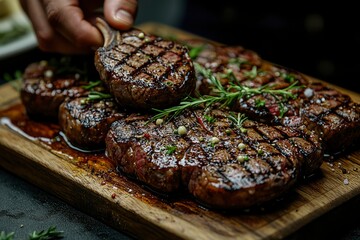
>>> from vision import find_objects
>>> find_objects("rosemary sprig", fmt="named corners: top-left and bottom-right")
top-left (0, 227), bottom-right (63, 240)
top-left (228, 112), bottom-right (247, 129)
top-left (29, 226), bottom-right (63, 240)
top-left (87, 91), bottom-right (112, 101)
top-left (150, 95), bottom-right (220, 122)
top-left (196, 62), bottom-right (300, 106)
top-left (150, 63), bottom-right (301, 121)
top-left (82, 80), bottom-right (102, 90)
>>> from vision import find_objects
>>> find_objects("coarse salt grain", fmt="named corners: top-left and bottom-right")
top-left (344, 178), bottom-right (349, 185)
top-left (304, 88), bottom-right (314, 98)
top-left (44, 70), bottom-right (53, 78)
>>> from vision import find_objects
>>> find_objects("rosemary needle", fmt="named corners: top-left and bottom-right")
top-left (29, 226), bottom-right (63, 240)
top-left (87, 91), bottom-right (112, 101)
top-left (82, 80), bottom-right (103, 90)
top-left (150, 63), bottom-right (302, 121)
top-left (0, 226), bottom-right (64, 240)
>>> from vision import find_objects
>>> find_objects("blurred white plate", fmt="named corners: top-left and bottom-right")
top-left (0, 11), bottom-right (37, 60)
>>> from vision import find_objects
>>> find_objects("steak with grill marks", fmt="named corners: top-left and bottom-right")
top-left (20, 60), bottom-right (88, 121)
top-left (94, 18), bottom-right (196, 110)
top-left (105, 107), bottom-right (323, 209)
top-left (188, 41), bottom-right (360, 153)
top-left (59, 97), bottom-right (125, 149)
top-left (232, 70), bottom-right (360, 153)
top-left (183, 39), bottom-right (263, 95)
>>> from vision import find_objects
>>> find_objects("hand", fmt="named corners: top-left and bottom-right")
top-left (20, 0), bottom-right (138, 54)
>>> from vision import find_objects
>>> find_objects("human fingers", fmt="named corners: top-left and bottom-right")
top-left (43, 0), bottom-right (103, 49)
top-left (103, 0), bottom-right (138, 30)
top-left (19, 0), bottom-right (77, 53)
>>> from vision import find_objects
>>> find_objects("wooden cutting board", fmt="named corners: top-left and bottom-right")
top-left (1, 23), bottom-right (360, 240)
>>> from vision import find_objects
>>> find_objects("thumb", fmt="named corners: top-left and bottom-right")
top-left (103, 0), bottom-right (137, 30)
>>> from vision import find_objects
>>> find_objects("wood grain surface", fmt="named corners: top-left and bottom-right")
top-left (1, 23), bottom-right (360, 240)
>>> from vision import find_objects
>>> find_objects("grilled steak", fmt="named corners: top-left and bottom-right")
top-left (20, 59), bottom-right (89, 120)
top-left (184, 39), bottom-right (263, 95)
top-left (18, 32), bottom-right (358, 210)
top-left (106, 107), bottom-right (322, 209)
top-left (94, 18), bottom-right (196, 110)
top-left (296, 82), bottom-right (360, 152)
top-left (188, 41), bottom-right (360, 153)
top-left (232, 69), bottom-right (360, 153)
top-left (59, 97), bottom-right (125, 150)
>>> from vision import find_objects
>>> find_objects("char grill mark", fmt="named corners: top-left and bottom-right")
top-left (59, 97), bottom-right (125, 149)
top-left (106, 36), bottom-right (189, 88)
top-left (20, 62), bottom-right (88, 121)
top-left (298, 84), bottom-right (360, 152)
top-left (185, 40), bottom-right (263, 96)
top-left (95, 19), bottom-right (196, 109)
top-left (189, 40), bottom-right (359, 153)
top-left (106, 107), bottom-right (322, 209)
top-left (241, 120), bottom-right (322, 176)
top-left (19, 32), bottom-right (359, 210)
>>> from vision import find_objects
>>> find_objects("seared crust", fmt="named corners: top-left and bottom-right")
top-left (188, 41), bottom-right (360, 153)
top-left (59, 97), bottom-right (125, 149)
top-left (19, 36), bottom-right (359, 210)
top-left (20, 61), bottom-right (88, 120)
top-left (106, 107), bottom-right (322, 209)
top-left (95, 26), bottom-right (196, 110)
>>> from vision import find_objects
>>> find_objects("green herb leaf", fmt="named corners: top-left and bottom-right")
top-left (228, 112), bottom-right (247, 129)
top-left (28, 226), bottom-right (63, 240)
top-left (82, 81), bottom-right (102, 90)
top-left (189, 45), bottom-right (205, 60)
top-left (228, 58), bottom-right (248, 69)
top-left (150, 63), bottom-right (302, 121)
top-left (87, 91), bottom-right (112, 101)
top-left (204, 115), bottom-right (215, 123)
top-left (165, 145), bottom-right (177, 155)
top-left (255, 98), bottom-right (266, 108)
top-left (278, 102), bottom-right (288, 118)
top-left (219, 69), bottom-right (238, 83)
top-left (243, 66), bottom-right (259, 79)
top-left (283, 73), bottom-right (296, 83)
top-left (0, 231), bottom-right (15, 240)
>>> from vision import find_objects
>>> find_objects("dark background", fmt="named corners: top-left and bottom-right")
top-left (137, 0), bottom-right (360, 92)
top-left (183, 1), bottom-right (360, 92)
